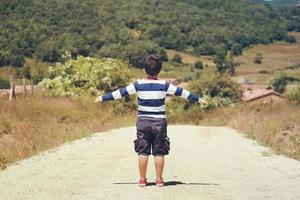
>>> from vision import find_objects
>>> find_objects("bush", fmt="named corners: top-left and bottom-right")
top-left (189, 75), bottom-right (242, 102)
top-left (284, 35), bottom-right (297, 43)
top-left (183, 75), bottom-right (193, 82)
top-left (231, 43), bottom-right (243, 56)
top-left (286, 85), bottom-right (300, 104)
top-left (194, 61), bottom-right (204, 70)
top-left (259, 70), bottom-right (270, 74)
top-left (172, 54), bottom-right (182, 63)
top-left (0, 78), bottom-right (10, 89)
top-left (254, 53), bottom-right (263, 64)
top-left (39, 54), bottom-right (132, 96)
top-left (16, 66), bottom-right (31, 79)
top-left (286, 64), bottom-right (300, 70)
top-left (32, 75), bottom-right (44, 85)
top-left (214, 51), bottom-right (238, 75)
top-left (271, 73), bottom-right (299, 93)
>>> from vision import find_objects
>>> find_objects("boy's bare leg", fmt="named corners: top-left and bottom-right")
top-left (154, 156), bottom-right (164, 180)
top-left (138, 155), bottom-right (149, 180)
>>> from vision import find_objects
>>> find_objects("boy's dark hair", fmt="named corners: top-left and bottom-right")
top-left (144, 54), bottom-right (162, 76)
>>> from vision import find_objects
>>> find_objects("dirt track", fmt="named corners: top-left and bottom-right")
top-left (0, 126), bottom-right (299, 200)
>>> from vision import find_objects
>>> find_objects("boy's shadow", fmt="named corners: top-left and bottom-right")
top-left (113, 181), bottom-right (219, 187)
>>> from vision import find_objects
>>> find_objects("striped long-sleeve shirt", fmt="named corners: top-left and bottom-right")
top-left (101, 79), bottom-right (200, 118)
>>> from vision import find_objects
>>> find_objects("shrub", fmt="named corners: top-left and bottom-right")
top-left (286, 85), bottom-right (300, 104)
top-left (163, 65), bottom-right (172, 73)
top-left (285, 35), bottom-right (296, 43)
top-left (172, 54), bottom-right (182, 63)
top-left (254, 53), bottom-right (263, 64)
top-left (39, 54), bottom-right (132, 96)
top-left (32, 75), bottom-right (44, 85)
top-left (194, 61), bottom-right (204, 70)
top-left (259, 70), bottom-right (270, 74)
top-left (167, 97), bottom-right (204, 124)
top-left (189, 74), bottom-right (242, 102)
top-left (270, 73), bottom-right (299, 93)
top-left (183, 75), bottom-right (193, 82)
top-left (214, 51), bottom-right (238, 75)
top-left (0, 78), bottom-right (10, 89)
top-left (231, 43), bottom-right (243, 56)
top-left (16, 66), bottom-right (31, 79)
top-left (286, 64), bottom-right (300, 70)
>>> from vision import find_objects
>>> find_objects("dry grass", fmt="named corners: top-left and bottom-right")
top-left (0, 67), bottom-right (12, 79)
top-left (129, 29), bottom-right (142, 39)
top-left (200, 102), bottom-right (300, 160)
top-left (0, 93), bottom-right (135, 169)
top-left (234, 32), bottom-right (300, 84)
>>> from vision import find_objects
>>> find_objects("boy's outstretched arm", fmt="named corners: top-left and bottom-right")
top-left (166, 82), bottom-right (207, 104)
top-left (94, 82), bottom-right (137, 103)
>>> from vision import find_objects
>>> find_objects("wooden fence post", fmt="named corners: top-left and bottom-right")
top-left (23, 75), bottom-right (27, 96)
top-left (31, 79), bottom-right (34, 95)
top-left (9, 75), bottom-right (16, 102)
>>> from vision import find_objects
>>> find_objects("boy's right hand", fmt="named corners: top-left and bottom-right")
top-left (94, 96), bottom-right (103, 103)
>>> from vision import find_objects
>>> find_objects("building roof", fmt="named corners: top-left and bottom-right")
top-left (242, 89), bottom-right (284, 102)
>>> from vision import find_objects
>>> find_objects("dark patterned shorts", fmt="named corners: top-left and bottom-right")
top-left (134, 116), bottom-right (170, 156)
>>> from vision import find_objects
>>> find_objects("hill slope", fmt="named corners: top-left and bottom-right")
top-left (1, 0), bottom-right (299, 68)
top-left (255, 0), bottom-right (300, 6)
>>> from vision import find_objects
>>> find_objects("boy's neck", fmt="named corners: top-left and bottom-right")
top-left (146, 75), bottom-right (158, 80)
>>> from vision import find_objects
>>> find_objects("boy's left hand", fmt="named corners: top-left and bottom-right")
top-left (198, 98), bottom-right (208, 105)
top-left (94, 96), bottom-right (103, 103)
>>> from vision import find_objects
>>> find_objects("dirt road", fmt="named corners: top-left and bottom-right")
top-left (0, 126), bottom-right (299, 200)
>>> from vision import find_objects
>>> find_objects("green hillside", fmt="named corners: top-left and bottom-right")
top-left (0, 0), bottom-right (299, 68)
top-left (255, 0), bottom-right (300, 6)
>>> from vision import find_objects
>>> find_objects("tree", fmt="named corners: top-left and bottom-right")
top-left (16, 66), bottom-right (31, 79)
top-left (285, 35), bottom-right (297, 43)
top-left (0, 0), bottom-right (296, 68)
top-left (230, 43), bottom-right (243, 56)
top-left (254, 53), bottom-right (263, 64)
top-left (194, 61), bottom-right (204, 70)
top-left (172, 54), bottom-right (182, 63)
top-left (214, 51), bottom-right (238, 75)
top-left (0, 78), bottom-right (10, 89)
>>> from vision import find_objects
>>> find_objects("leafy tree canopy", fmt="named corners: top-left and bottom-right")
top-left (0, 0), bottom-right (299, 68)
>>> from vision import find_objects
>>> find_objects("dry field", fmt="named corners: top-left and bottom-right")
top-left (0, 67), bottom-right (11, 79)
top-left (200, 102), bottom-right (300, 160)
top-left (234, 32), bottom-right (300, 84)
top-left (0, 94), bottom-right (135, 169)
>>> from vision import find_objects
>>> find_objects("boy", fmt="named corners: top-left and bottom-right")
top-left (94, 54), bottom-right (206, 187)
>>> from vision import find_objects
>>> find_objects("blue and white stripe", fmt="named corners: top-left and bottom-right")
top-left (101, 79), bottom-right (200, 118)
